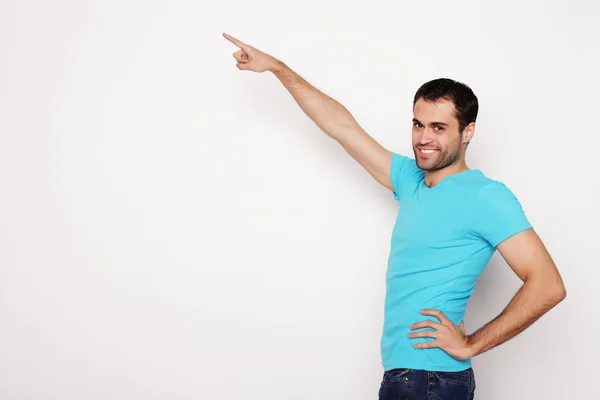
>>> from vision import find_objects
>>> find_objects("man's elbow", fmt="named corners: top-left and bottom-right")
top-left (532, 266), bottom-right (567, 306)
top-left (548, 282), bottom-right (567, 305)
top-left (533, 273), bottom-right (567, 307)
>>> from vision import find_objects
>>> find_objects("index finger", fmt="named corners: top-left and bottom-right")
top-left (420, 309), bottom-right (450, 324)
top-left (222, 33), bottom-right (247, 48)
top-left (410, 320), bottom-right (440, 330)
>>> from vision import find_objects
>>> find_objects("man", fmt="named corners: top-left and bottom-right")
top-left (223, 33), bottom-right (567, 400)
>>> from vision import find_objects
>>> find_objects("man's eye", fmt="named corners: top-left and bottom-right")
top-left (414, 123), bottom-right (423, 128)
top-left (434, 126), bottom-right (444, 131)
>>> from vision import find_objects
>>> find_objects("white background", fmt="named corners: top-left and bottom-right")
top-left (1, 1), bottom-right (598, 399)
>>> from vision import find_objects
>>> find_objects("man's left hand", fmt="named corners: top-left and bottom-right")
top-left (408, 309), bottom-right (473, 361)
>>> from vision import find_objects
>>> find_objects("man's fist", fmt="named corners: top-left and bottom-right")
top-left (223, 33), bottom-right (280, 73)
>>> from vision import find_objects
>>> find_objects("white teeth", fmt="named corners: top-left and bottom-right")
top-left (420, 149), bottom-right (436, 154)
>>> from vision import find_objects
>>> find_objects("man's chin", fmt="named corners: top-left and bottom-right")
top-left (416, 158), bottom-right (436, 171)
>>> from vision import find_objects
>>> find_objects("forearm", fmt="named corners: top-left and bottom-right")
top-left (466, 275), bottom-right (566, 357)
top-left (266, 59), bottom-right (392, 189)
top-left (224, 32), bottom-right (394, 189)
top-left (269, 61), bottom-right (358, 142)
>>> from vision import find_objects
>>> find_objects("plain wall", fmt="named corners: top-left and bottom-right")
top-left (1, 0), bottom-right (598, 399)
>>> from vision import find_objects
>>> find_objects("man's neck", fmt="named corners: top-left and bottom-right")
top-left (424, 162), bottom-right (470, 188)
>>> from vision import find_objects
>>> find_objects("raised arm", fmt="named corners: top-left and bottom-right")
top-left (223, 33), bottom-right (393, 191)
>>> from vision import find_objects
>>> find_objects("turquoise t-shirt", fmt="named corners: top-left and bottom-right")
top-left (381, 153), bottom-right (532, 372)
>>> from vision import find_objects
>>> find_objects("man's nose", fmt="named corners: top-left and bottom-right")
top-left (418, 128), bottom-right (435, 144)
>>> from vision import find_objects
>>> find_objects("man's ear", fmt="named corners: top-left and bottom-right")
top-left (463, 122), bottom-right (476, 144)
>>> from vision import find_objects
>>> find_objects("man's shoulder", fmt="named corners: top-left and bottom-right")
top-left (470, 173), bottom-right (524, 210)
top-left (473, 172), bottom-right (514, 195)
top-left (392, 153), bottom-right (423, 180)
top-left (393, 153), bottom-right (419, 169)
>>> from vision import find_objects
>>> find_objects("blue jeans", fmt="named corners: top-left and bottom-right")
top-left (378, 367), bottom-right (476, 400)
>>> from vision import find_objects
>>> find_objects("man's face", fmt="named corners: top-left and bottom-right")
top-left (412, 98), bottom-right (464, 171)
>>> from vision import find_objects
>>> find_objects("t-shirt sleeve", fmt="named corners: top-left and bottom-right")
top-left (471, 181), bottom-right (533, 247)
top-left (390, 152), bottom-right (410, 201)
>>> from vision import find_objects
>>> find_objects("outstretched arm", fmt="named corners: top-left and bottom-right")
top-left (223, 33), bottom-right (394, 191)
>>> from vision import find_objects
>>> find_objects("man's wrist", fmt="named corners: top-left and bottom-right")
top-left (465, 334), bottom-right (482, 358)
top-left (268, 59), bottom-right (285, 74)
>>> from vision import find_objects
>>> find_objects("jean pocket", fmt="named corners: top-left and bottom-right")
top-left (383, 368), bottom-right (411, 384)
top-left (434, 368), bottom-right (472, 385)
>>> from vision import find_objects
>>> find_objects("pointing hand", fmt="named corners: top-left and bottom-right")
top-left (222, 33), bottom-right (280, 73)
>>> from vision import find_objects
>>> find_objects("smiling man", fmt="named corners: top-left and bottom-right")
top-left (223, 33), bottom-right (567, 400)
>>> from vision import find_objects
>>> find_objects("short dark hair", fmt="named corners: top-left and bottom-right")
top-left (413, 78), bottom-right (479, 132)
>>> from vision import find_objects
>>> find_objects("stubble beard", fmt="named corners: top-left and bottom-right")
top-left (414, 138), bottom-right (463, 171)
